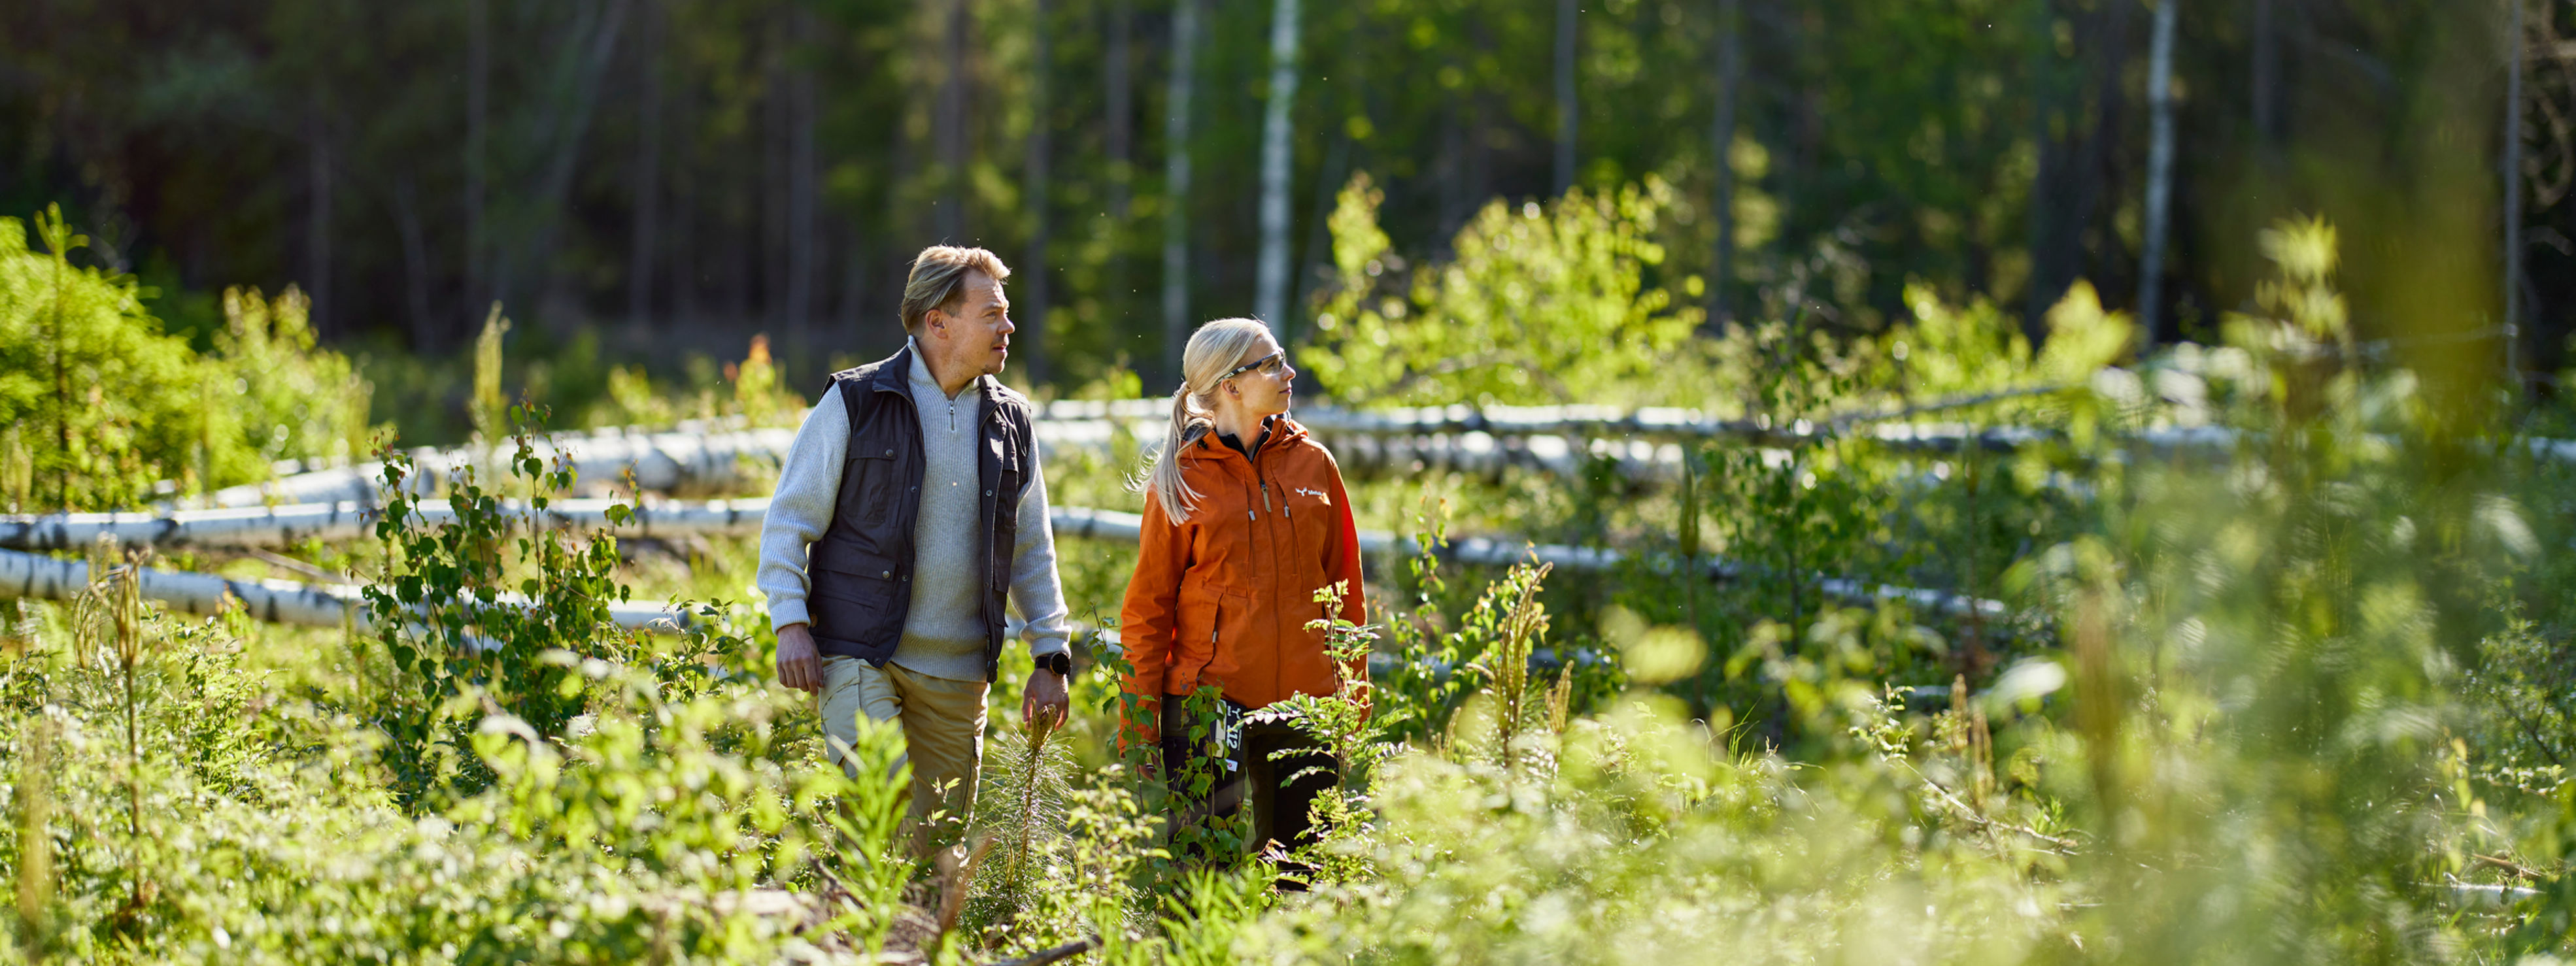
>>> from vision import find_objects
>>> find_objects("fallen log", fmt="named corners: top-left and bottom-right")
top-left (3, 499), bottom-right (777, 550)
top-left (0, 545), bottom-right (692, 633)
top-left (5, 503), bottom-right (2009, 624)
top-left (195, 427), bottom-right (799, 508)
top-left (196, 414), bottom-right (2319, 506)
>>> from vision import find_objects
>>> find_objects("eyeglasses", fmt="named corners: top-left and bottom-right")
top-left (1220, 352), bottom-right (1289, 382)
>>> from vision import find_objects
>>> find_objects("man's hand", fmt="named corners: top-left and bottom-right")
top-left (1023, 665), bottom-right (1070, 733)
top-left (777, 623), bottom-right (823, 693)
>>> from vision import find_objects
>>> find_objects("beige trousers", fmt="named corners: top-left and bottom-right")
top-left (816, 656), bottom-right (990, 853)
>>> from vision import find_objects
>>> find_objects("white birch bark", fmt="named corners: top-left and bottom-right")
top-left (0, 546), bottom-right (688, 633)
top-left (1161, 0), bottom-right (1200, 383)
top-left (1023, 0), bottom-right (1056, 384)
top-left (1708, 0), bottom-right (1741, 329)
top-left (3, 518), bottom-right (2001, 625)
top-left (195, 426), bottom-right (796, 508)
top-left (1251, 0), bottom-right (1301, 333)
top-left (3, 499), bottom-right (781, 551)
top-left (466, 0), bottom-right (489, 327)
top-left (2505, 0), bottom-right (2528, 390)
top-left (1553, 0), bottom-right (1578, 194)
top-left (2137, 0), bottom-right (2178, 350)
top-left (936, 0), bottom-right (970, 241)
top-left (628, 0), bottom-right (664, 331)
top-left (786, 17), bottom-right (820, 337)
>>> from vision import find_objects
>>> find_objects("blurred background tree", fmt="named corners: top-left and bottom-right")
top-left (0, 0), bottom-right (2564, 421)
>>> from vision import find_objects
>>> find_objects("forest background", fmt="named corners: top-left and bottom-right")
top-left (7, 0), bottom-right (2573, 424)
top-left (12, 1), bottom-right (2576, 963)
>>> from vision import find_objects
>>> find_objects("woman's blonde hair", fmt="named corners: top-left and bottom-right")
top-left (1134, 318), bottom-right (1276, 522)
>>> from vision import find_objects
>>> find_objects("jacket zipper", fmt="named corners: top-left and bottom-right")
top-left (1250, 428), bottom-right (1278, 516)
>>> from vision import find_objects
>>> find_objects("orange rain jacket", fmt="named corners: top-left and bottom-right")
top-left (1119, 415), bottom-right (1368, 741)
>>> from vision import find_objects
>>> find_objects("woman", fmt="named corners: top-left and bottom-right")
top-left (1120, 318), bottom-right (1367, 867)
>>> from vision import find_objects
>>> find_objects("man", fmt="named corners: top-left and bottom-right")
top-left (759, 245), bottom-right (1072, 853)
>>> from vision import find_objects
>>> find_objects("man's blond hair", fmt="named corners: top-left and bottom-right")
top-left (900, 245), bottom-right (1011, 335)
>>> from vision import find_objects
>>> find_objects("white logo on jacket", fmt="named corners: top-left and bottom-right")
top-left (1294, 486), bottom-right (1329, 503)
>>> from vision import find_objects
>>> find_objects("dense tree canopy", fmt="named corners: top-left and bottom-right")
top-left (1, 1), bottom-right (2567, 399)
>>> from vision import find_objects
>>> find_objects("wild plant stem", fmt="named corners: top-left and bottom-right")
top-left (119, 575), bottom-right (144, 910)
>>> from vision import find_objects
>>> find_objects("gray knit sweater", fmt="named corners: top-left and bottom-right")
top-left (757, 342), bottom-right (1070, 680)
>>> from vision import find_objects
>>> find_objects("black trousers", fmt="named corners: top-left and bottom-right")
top-left (1161, 700), bottom-right (1338, 860)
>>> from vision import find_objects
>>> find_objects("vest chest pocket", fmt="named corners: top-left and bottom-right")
top-left (844, 447), bottom-right (900, 524)
top-left (985, 433), bottom-right (1025, 502)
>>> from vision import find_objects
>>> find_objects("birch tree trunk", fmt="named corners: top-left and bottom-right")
top-left (671, 69), bottom-right (698, 329)
top-left (1253, 0), bottom-right (1302, 335)
top-left (1022, 0), bottom-right (1055, 385)
top-left (2138, 0), bottom-right (2178, 351)
top-left (1708, 0), bottom-right (1741, 331)
top-left (762, 27), bottom-right (788, 327)
top-left (2506, 0), bottom-right (2528, 391)
top-left (1103, 0), bottom-right (1135, 341)
top-left (1162, 0), bottom-right (1201, 386)
top-left (466, 0), bottom-right (490, 339)
top-left (395, 178), bottom-right (436, 350)
top-left (1553, 0), bottom-right (1578, 195)
top-left (629, 0), bottom-right (664, 333)
top-left (786, 16), bottom-right (820, 346)
top-left (500, 0), bottom-right (632, 316)
top-left (937, 0), bottom-right (970, 242)
top-left (2251, 0), bottom-right (2280, 149)
top-left (305, 98), bottom-right (333, 336)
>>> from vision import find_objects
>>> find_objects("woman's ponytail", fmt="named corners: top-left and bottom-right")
top-left (1141, 380), bottom-right (1210, 522)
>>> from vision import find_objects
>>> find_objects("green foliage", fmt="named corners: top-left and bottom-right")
top-left (0, 208), bottom-right (249, 510)
top-left (1305, 175), bottom-right (1706, 407)
top-left (0, 209), bottom-right (373, 510)
top-left (2, 554), bottom-right (907, 963)
top-left (957, 720), bottom-right (1077, 947)
top-left (1249, 581), bottom-right (1399, 890)
top-left (1995, 216), bottom-right (2508, 959)
top-left (211, 286), bottom-right (379, 469)
top-left (364, 406), bottom-right (640, 807)
top-left (16, 160), bottom-right (2576, 963)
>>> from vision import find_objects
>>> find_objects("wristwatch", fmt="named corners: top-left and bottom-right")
top-left (1036, 650), bottom-right (1073, 677)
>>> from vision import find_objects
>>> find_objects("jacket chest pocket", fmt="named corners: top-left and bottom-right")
top-left (844, 446), bottom-right (900, 524)
top-left (1283, 482), bottom-right (1336, 563)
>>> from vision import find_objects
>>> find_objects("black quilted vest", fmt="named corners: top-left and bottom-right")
top-left (805, 344), bottom-right (1035, 682)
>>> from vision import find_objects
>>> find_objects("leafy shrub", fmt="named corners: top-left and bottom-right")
top-left (1304, 175), bottom-right (1706, 408)
top-left (4, 452), bottom-right (908, 964)
top-left (0, 208), bottom-right (254, 510)
top-left (362, 407), bottom-right (641, 806)
top-left (210, 286), bottom-right (377, 469)
top-left (0, 208), bottom-right (373, 510)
